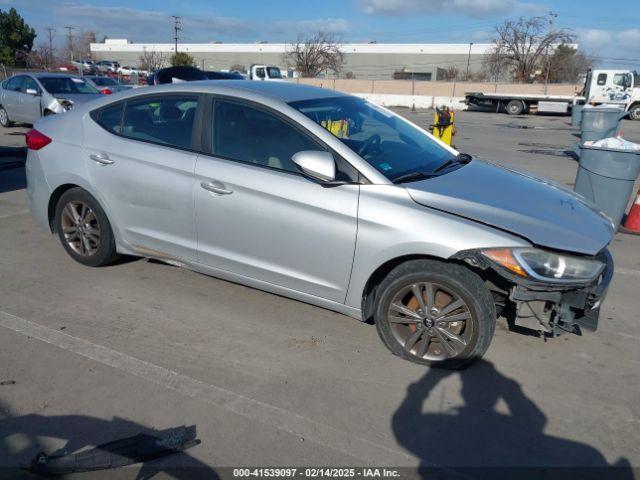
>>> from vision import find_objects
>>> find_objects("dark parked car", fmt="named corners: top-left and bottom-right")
top-left (204, 71), bottom-right (245, 80)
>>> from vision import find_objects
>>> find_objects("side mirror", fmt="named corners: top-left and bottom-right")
top-left (292, 151), bottom-right (336, 183)
top-left (25, 88), bottom-right (39, 96)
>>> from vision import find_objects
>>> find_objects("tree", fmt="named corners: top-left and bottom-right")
top-left (0, 8), bottom-right (36, 66)
top-left (488, 16), bottom-right (574, 82)
top-left (440, 66), bottom-right (459, 81)
top-left (284, 32), bottom-right (344, 78)
top-left (60, 30), bottom-right (97, 62)
top-left (139, 48), bottom-right (167, 72)
top-left (482, 47), bottom-right (510, 82)
top-left (170, 51), bottom-right (195, 67)
top-left (24, 43), bottom-right (51, 69)
top-left (546, 44), bottom-right (591, 83)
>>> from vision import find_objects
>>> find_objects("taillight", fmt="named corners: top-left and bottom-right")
top-left (25, 129), bottom-right (52, 150)
top-left (100, 88), bottom-right (112, 95)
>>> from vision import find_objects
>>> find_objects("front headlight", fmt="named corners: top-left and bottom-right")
top-left (481, 248), bottom-right (605, 284)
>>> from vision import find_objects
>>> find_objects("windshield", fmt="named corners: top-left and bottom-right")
top-left (267, 67), bottom-right (282, 79)
top-left (289, 96), bottom-right (456, 181)
top-left (39, 77), bottom-right (99, 95)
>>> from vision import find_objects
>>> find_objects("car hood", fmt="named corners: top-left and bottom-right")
top-left (404, 160), bottom-right (614, 255)
top-left (53, 93), bottom-right (102, 104)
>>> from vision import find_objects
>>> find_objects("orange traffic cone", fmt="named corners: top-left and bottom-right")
top-left (623, 190), bottom-right (640, 233)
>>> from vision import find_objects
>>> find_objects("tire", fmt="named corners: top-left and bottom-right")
top-left (0, 106), bottom-right (13, 127)
top-left (54, 187), bottom-right (119, 267)
top-left (506, 100), bottom-right (525, 116)
top-left (44, 110), bottom-right (54, 117)
top-left (374, 259), bottom-right (496, 369)
top-left (628, 104), bottom-right (640, 121)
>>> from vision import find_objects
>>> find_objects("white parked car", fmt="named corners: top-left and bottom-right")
top-left (117, 66), bottom-right (148, 77)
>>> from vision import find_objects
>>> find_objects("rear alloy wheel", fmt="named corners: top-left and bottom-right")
top-left (55, 188), bottom-right (119, 267)
top-left (506, 100), bottom-right (525, 116)
top-left (0, 106), bottom-right (12, 127)
top-left (374, 260), bottom-right (496, 369)
top-left (629, 105), bottom-right (640, 121)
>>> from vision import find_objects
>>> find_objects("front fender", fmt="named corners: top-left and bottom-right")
top-left (344, 185), bottom-right (529, 309)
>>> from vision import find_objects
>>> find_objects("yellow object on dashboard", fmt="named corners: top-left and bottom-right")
top-left (321, 119), bottom-right (349, 138)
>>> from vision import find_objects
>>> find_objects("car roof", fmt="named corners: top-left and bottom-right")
top-left (223, 81), bottom-right (348, 102)
top-left (29, 72), bottom-right (85, 79)
top-left (138, 80), bottom-right (349, 103)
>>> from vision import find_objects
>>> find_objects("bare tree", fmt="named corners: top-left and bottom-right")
top-left (482, 47), bottom-right (510, 82)
top-left (60, 30), bottom-right (97, 61)
top-left (489, 16), bottom-right (574, 82)
top-left (284, 32), bottom-right (344, 78)
top-left (229, 63), bottom-right (246, 73)
top-left (139, 48), bottom-right (167, 72)
top-left (440, 65), bottom-right (459, 81)
top-left (24, 44), bottom-right (51, 69)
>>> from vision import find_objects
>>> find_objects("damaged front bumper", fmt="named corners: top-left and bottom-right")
top-left (509, 249), bottom-right (613, 336)
top-left (458, 249), bottom-right (614, 337)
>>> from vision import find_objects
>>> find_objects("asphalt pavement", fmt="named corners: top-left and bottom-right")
top-left (1, 111), bottom-right (640, 479)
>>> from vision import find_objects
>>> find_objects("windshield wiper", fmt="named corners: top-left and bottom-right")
top-left (392, 171), bottom-right (438, 184)
top-left (433, 153), bottom-right (473, 173)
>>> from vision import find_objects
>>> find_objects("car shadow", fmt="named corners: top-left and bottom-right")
top-left (0, 146), bottom-right (27, 194)
top-left (392, 359), bottom-right (634, 480)
top-left (0, 401), bottom-right (217, 479)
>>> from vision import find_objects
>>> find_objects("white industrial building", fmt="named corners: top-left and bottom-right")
top-left (90, 39), bottom-right (494, 79)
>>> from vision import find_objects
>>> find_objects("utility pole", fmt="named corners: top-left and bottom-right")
top-left (45, 27), bottom-right (55, 69)
top-left (171, 16), bottom-right (182, 53)
top-left (64, 26), bottom-right (75, 61)
top-left (466, 42), bottom-right (473, 81)
top-left (543, 11), bottom-right (557, 95)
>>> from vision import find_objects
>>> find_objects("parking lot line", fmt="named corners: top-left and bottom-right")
top-left (0, 309), bottom-right (412, 465)
top-left (616, 268), bottom-right (640, 277)
top-left (0, 208), bottom-right (29, 220)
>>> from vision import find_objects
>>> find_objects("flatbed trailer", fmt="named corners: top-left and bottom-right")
top-left (464, 69), bottom-right (640, 120)
top-left (464, 92), bottom-right (582, 116)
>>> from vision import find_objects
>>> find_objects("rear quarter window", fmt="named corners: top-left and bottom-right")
top-left (92, 103), bottom-right (124, 134)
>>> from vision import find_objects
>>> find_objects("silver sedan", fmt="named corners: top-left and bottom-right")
top-left (0, 73), bottom-right (102, 126)
top-left (24, 81), bottom-right (614, 368)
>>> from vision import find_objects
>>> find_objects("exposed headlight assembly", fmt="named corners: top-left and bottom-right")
top-left (481, 248), bottom-right (605, 284)
top-left (58, 99), bottom-right (73, 111)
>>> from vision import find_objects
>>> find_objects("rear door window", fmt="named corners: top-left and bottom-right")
top-left (597, 73), bottom-right (607, 85)
top-left (120, 95), bottom-right (199, 149)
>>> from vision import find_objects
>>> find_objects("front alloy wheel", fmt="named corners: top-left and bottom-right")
top-left (374, 259), bottom-right (496, 369)
top-left (387, 282), bottom-right (473, 361)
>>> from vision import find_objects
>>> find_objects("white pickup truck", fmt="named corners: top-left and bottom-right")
top-left (465, 69), bottom-right (640, 120)
top-left (248, 64), bottom-right (284, 81)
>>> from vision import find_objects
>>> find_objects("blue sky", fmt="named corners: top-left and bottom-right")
top-left (2, 0), bottom-right (639, 68)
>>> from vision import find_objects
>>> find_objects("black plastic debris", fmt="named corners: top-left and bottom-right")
top-left (24, 424), bottom-right (200, 475)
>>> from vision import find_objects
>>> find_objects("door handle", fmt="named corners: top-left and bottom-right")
top-left (200, 181), bottom-right (233, 195)
top-left (89, 153), bottom-right (114, 165)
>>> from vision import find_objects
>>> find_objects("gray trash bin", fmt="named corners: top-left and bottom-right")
top-left (575, 144), bottom-right (640, 228)
top-left (571, 102), bottom-right (585, 127)
top-left (581, 106), bottom-right (624, 143)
